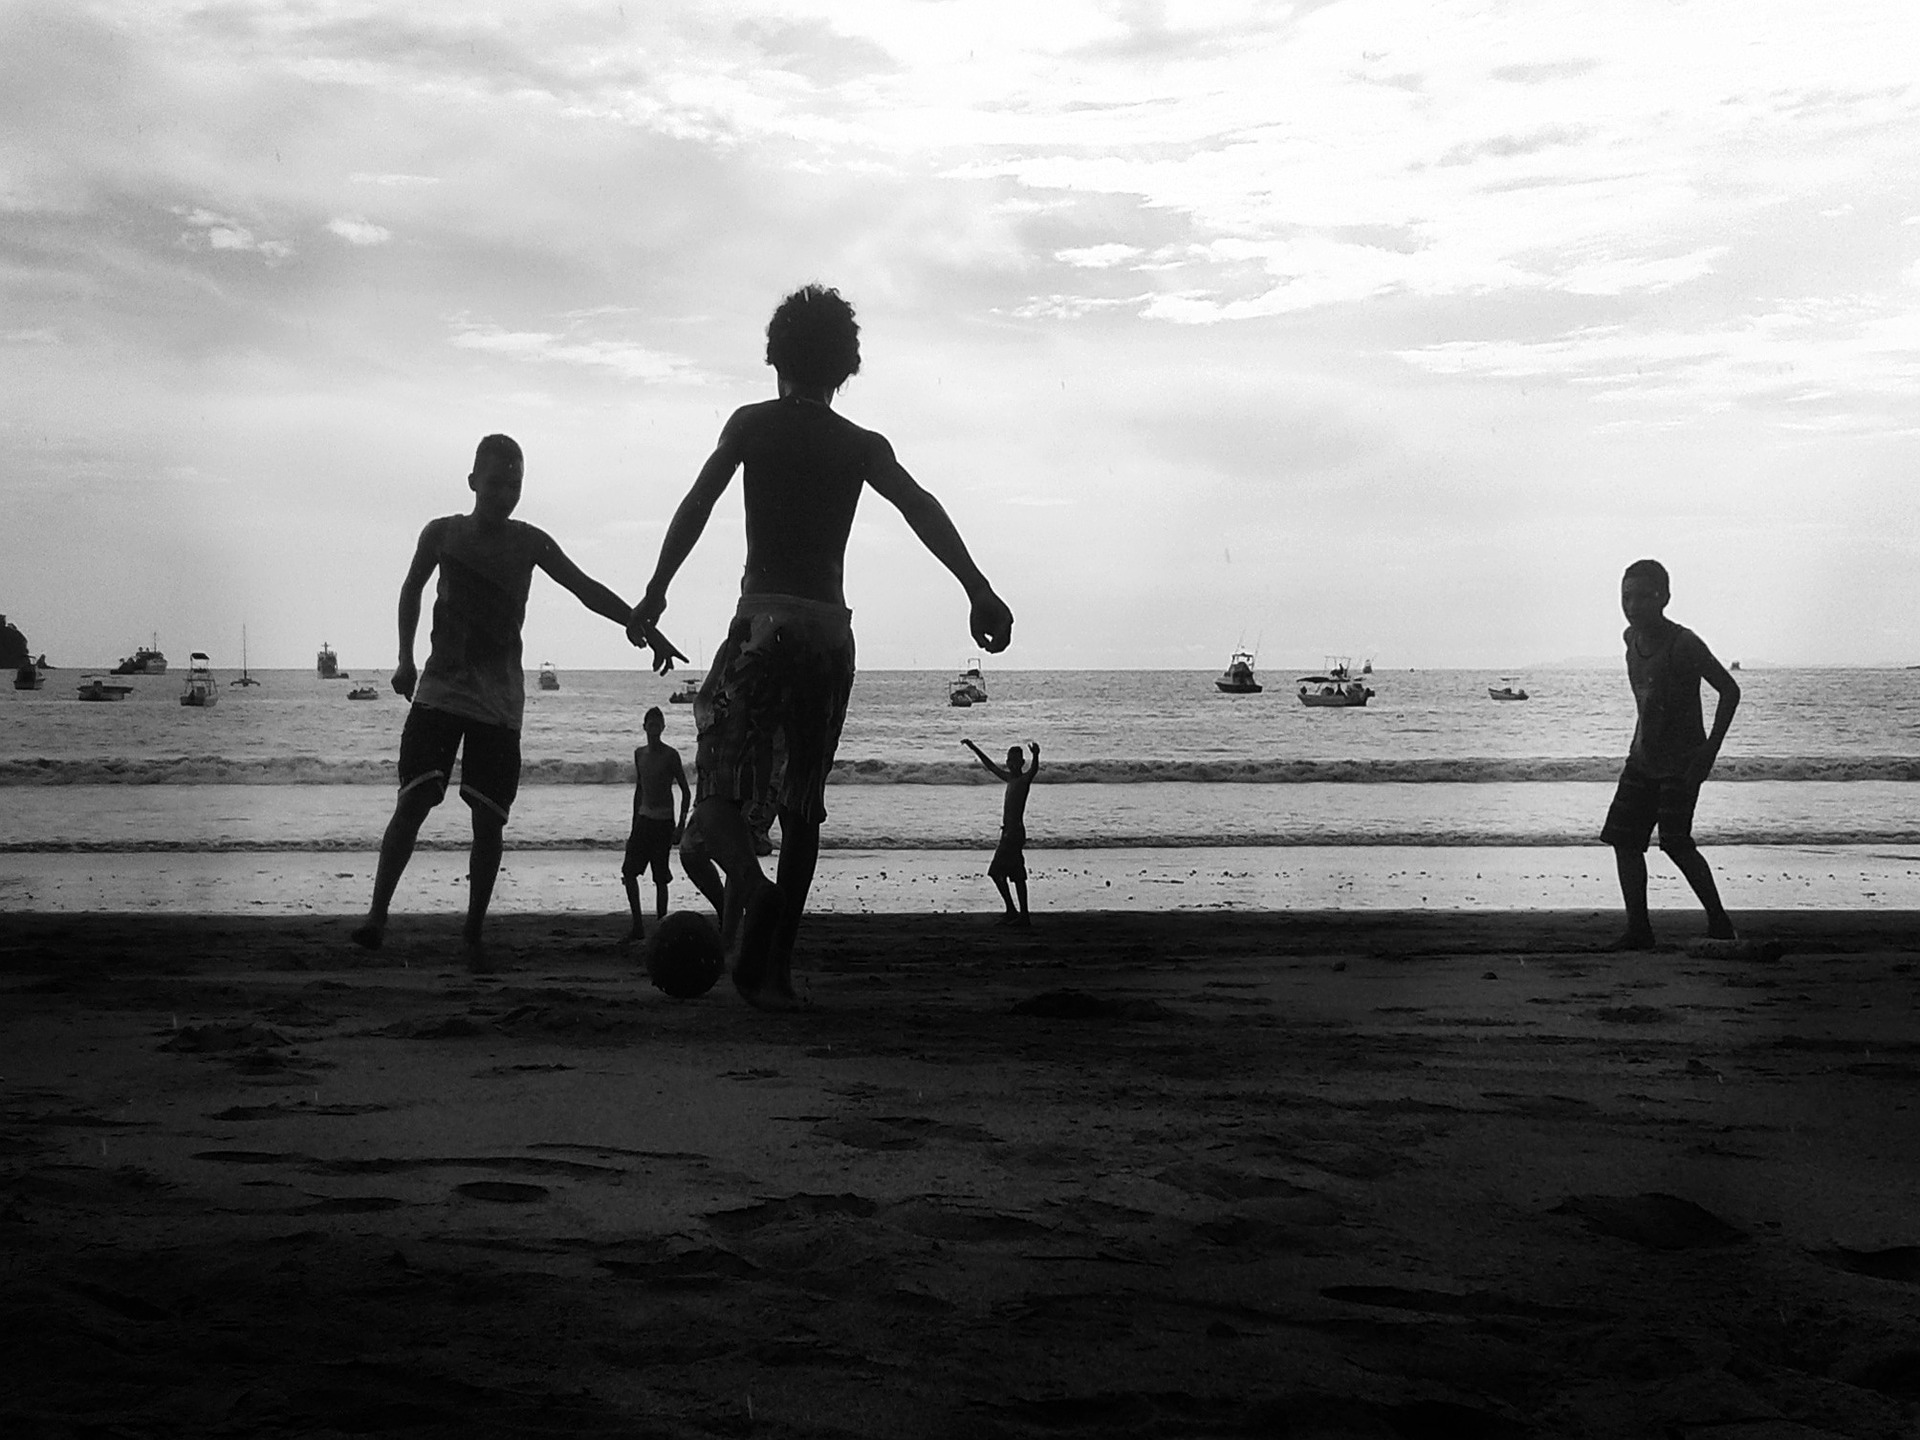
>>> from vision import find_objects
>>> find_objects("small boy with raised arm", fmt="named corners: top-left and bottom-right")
top-left (1601, 558), bottom-right (1741, 949)
top-left (630, 284), bottom-right (1014, 1007)
top-left (353, 434), bottom-right (680, 971)
top-left (963, 738), bottom-right (1040, 925)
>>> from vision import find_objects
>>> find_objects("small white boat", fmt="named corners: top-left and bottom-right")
top-left (538, 661), bottom-right (559, 691)
top-left (76, 676), bottom-right (135, 702)
top-left (179, 652), bottom-right (219, 707)
top-left (1297, 659), bottom-right (1374, 708)
top-left (1488, 677), bottom-right (1529, 702)
top-left (669, 673), bottom-right (702, 704)
top-left (950, 657), bottom-right (988, 706)
top-left (347, 682), bottom-right (380, 700)
top-left (1215, 649), bottom-right (1262, 694)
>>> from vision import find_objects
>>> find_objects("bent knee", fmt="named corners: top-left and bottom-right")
top-left (1656, 834), bottom-right (1698, 857)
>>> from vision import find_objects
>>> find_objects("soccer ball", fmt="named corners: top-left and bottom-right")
top-left (643, 910), bottom-right (726, 999)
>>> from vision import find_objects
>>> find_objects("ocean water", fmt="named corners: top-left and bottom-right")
top-left (3, 664), bottom-right (1917, 854)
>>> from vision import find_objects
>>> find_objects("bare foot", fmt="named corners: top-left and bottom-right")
top-left (736, 973), bottom-right (805, 1012)
top-left (464, 938), bottom-right (499, 975)
top-left (728, 879), bottom-right (784, 1000)
top-left (1707, 920), bottom-right (1738, 941)
top-left (350, 920), bottom-right (384, 951)
top-left (619, 926), bottom-right (645, 947)
top-left (1603, 930), bottom-right (1657, 952)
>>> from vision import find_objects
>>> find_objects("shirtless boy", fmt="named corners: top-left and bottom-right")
top-left (1601, 558), bottom-right (1741, 949)
top-left (622, 706), bottom-right (720, 941)
top-left (630, 284), bottom-right (1014, 1006)
top-left (352, 434), bottom-right (677, 971)
top-left (963, 739), bottom-right (1040, 925)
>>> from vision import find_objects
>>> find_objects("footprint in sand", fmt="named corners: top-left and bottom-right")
top-left (1553, 1192), bottom-right (1743, 1250)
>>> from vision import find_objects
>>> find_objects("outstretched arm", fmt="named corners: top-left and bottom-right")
top-left (632, 415), bottom-right (746, 637)
top-left (961, 738), bottom-right (1010, 782)
top-left (535, 532), bottom-right (686, 675)
top-left (866, 437), bottom-right (1013, 653)
top-left (1687, 650), bottom-right (1741, 784)
top-left (391, 521), bottom-right (442, 699)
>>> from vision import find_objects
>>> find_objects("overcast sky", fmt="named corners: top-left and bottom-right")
top-left (4, 0), bottom-right (1918, 672)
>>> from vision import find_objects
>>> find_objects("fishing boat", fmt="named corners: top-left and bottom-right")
top-left (538, 661), bottom-right (560, 691)
top-left (13, 662), bottom-right (44, 691)
top-left (1297, 659), bottom-right (1375, 708)
top-left (669, 673), bottom-right (702, 704)
top-left (76, 676), bottom-right (135, 702)
top-left (111, 637), bottom-right (168, 675)
top-left (230, 626), bottom-right (261, 687)
top-left (1215, 649), bottom-right (1262, 694)
top-left (317, 642), bottom-right (349, 680)
top-left (950, 657), bottom-right (988, 707)
top-left (347, 682), bottom-right (380, 700)
top-left (1488, 677), bottom-right (1529, 701)
top-left (179, 653), bottom-right (219, 707)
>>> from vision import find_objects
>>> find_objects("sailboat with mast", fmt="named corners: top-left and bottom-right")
top-left (229, 626), bottom-right (261, 687)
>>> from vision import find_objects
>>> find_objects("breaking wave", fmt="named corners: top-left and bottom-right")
top-left (4, 754), bottom-right (1919, 786)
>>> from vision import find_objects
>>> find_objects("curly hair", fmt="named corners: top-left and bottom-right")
top-left (765, 285), bottom-right (861, 389)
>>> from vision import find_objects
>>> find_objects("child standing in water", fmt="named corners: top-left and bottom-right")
top-left (963, 738), bottom-right (1040, 925)
top-left (630, 284), bottom-right (1014, 1007)
top-left (1601, 558), bottom-right (1741, 949)
top-left (353, 434), bottom-right (677, 971)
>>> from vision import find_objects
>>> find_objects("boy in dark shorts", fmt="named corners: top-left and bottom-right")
top-left (963, 738), bottom-right (1040, 925)
top-left (623, 706), bottom-right (722, 940)
top-left (630, 284), bottom-right (1014, 1007)
top-left (352, 434), bottom-right (678, 971)
top-left (1601, 558), bottom-right (1741, 949)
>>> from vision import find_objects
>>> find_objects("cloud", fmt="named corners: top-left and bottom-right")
top-left (176, 207), bottom-right (292, 261)
top-left (448, 323), bottom-right (706, 384)
top-left (327, 216), bottom-right (392, 246)
top-left (1489, 59), bottom-right (1602, 83)
top-left (1055, 243), bottom-right (1143, 268)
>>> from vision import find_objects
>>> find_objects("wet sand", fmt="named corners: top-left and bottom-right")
top-left (3, 908), bottom-right (1918, 1438)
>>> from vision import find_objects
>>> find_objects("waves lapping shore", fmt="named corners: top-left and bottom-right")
top-left (6, 753), bottom-right (1920, 786)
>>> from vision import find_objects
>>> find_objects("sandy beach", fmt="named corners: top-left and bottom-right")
top-left (3, 907), bottom-right (1918, 1438)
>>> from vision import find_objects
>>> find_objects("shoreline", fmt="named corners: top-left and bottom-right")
top-left (4, 841), bottom-right (1918, 915)
top-left (3, 907), bottom-right (1917, 1435)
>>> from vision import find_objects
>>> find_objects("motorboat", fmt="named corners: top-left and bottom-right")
top-left (230, 626), bottom-right (260, 687)
top-left (1488, 677), bottom-right (1529, 701)
top-left (669, 673), bottom-right (702, 704)
top-left (1297, 659), bottom-right (1375, 707)
top-left (76, 676), bottom-right (135, 702)
top-left (111, 638), bottom-right (167, 675)
top-left (347, 681), bottom-right (380, 700)
top-left (950, 657), bottom-right (988, 706)
top-left (538, 661), bottom-right (560, 691)
top-left (317, 642), bottom-right (349, 679)
top-left (1215, 649), bottom-right (1262, 694)
top-left (179, 653), bottom-right (219, 707)
top-left (13, 662), bottom-right (44, 691)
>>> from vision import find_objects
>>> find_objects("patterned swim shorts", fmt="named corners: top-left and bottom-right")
top-left (693, 594), bottom-right (856, 828)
